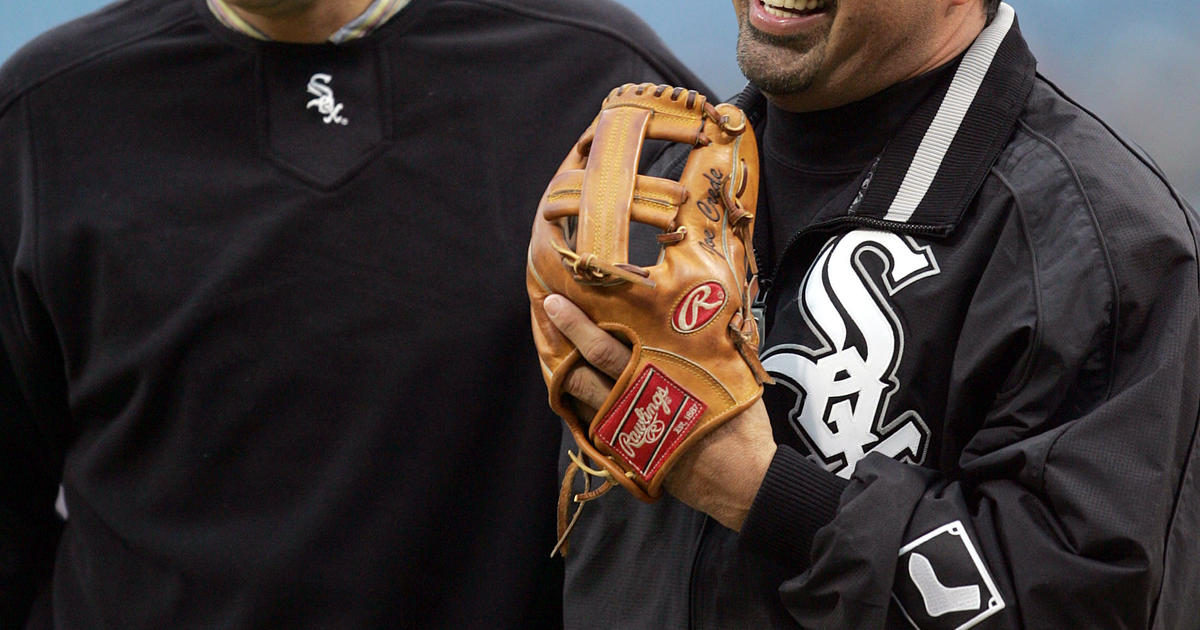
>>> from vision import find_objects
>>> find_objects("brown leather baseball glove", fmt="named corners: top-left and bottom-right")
top-left (526, 83), bottom-right (771, 554)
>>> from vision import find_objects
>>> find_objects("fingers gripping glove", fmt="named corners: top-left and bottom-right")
top-left (526, 84), bottom-right (772, 554)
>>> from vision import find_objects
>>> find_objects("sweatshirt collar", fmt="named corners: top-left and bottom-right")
top-left (206, 0), bottom-right (412, 43)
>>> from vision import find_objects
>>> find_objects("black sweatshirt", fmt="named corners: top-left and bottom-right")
top-left (0, 0), bottom-right (704, 627)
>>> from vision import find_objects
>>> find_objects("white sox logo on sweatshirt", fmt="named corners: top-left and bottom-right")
top-left (761, 230), bottom-right (936, 478)
top-left (306, 73), bottom-right (349, 126)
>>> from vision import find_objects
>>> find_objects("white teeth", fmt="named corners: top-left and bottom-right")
top-left (763, 0), bottom-right (827, 16)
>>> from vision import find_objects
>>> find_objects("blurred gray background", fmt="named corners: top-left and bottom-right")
top-left (2, 0), bottom-right (1195, 203)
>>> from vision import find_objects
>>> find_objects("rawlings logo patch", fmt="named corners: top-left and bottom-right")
top-left (673, 282), bottom-right (727, 333)
top-left (596, 365), bottom-right (706, 481)
top-left (619, 386), bottom-right (671, 457)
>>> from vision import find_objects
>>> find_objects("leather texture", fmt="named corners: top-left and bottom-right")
top-left (527, 83), bottom-right (770, 512)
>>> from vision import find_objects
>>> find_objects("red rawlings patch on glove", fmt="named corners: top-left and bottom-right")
top-left (595, 365), bottom-right (707, 481)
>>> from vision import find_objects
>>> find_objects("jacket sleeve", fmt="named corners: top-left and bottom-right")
top-left (739, 182), bottom-right (1200, 629)
top-left (0, 93), bottom-right (67, 627)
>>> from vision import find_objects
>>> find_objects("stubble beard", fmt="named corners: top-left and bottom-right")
top-left (224, 0), bottom-right (318, 17)
top-left (735, 23), bottom-right (827, 97)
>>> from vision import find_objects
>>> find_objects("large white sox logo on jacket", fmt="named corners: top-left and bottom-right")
top-left (762, 230), bottom-right (937, 478)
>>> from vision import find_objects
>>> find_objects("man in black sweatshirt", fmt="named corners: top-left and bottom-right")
top-left (545, 0), bottom-right (1200, 627)
top-left (0, 0), bottom-right (705, 627)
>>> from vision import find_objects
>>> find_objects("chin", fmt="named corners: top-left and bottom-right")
top-left (225, 0), bottom-right (315, 14)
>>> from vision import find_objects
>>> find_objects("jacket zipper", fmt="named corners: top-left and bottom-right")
top-left (687, 516), bottom-right (711, 630)
top-left (697, 214), bottom-right (947, 629)
top-left (694, 91), bottom-right (949, 626)
top-left (756, 215), bottom-right (949, 312)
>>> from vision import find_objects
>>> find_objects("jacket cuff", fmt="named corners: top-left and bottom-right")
top-left (739, 445), bottom-right (848, 568)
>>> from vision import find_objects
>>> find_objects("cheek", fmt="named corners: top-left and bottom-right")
top-left (831, 9), bottom-right (926, 67)
top-left (825, 12), bottom-right (882, 64)
top-left (731, 0), bottom-right (749, 23)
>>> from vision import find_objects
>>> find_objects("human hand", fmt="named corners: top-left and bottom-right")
top-left (542, 293), bottom-right (776, 531)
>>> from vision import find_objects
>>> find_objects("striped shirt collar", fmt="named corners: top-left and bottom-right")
top-left (206, 0), bottom-right (412, 43)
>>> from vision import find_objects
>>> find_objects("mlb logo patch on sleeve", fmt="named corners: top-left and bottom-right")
top-left (893, 521), bottom-right (1005, 630)
top-left (595, 365), bottom-right (706, 482)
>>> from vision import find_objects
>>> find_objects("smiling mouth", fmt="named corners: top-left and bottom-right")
top-left (760, 0), bottom-right (832, 18)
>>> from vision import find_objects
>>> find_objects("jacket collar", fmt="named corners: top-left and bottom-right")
top-left (734, 2), bottom-right (1036, 236)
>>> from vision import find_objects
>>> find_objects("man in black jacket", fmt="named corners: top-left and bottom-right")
top-left (545, 0), bottom-right (1200, 627)
top-left (0, 0), bottom-right (705, 627)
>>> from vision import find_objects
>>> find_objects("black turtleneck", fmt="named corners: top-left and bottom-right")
top-left (760, 59), bottom-right (961, 269)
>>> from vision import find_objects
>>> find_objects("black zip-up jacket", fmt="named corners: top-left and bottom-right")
top-left (561, 6), bottom-right (1200, 629)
